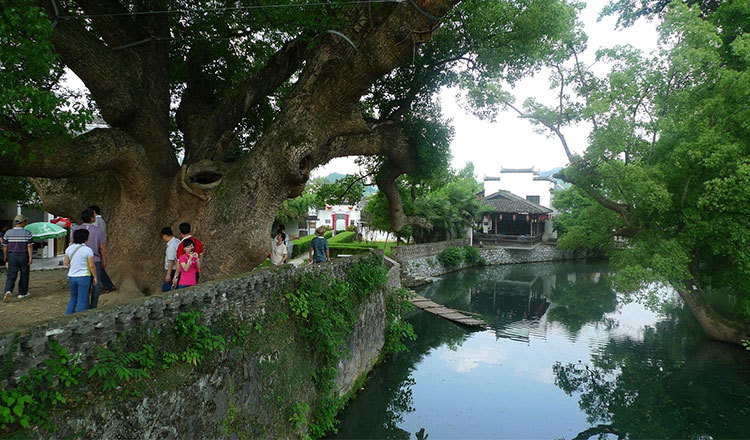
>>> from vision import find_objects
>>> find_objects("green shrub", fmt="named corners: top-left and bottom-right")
top-left (329, 231), bottom-right (355, 244)
top-left (292, 234), bottom-right (316, 258)
top-left (345, 225), bottom-right (357, 232)
top-left (285, 260), bottom-right (387, 437)
top-left (437, 246), bottom-right (465, 268)
top-left (463, 245), bottom-right (482, 265)
top-left (329, 243), bottom-right (378, 258)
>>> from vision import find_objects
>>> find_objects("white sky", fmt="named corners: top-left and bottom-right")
top-left (313, 1), bottom-right (660, 179)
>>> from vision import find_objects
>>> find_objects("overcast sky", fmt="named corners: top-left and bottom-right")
top-left (314, 1), bottom-right (660, 179)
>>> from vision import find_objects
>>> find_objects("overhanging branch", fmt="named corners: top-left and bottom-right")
top-left (0, 128), bottom-right (151, 179)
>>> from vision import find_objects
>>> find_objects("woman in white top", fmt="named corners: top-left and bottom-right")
top-left (64, 228), bottom-right (98, 314)
top-left (270, 232), bottom-right (288, 266)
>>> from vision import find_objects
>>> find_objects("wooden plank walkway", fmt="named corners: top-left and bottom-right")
top-left (409, 292), bottom-right (487, 328)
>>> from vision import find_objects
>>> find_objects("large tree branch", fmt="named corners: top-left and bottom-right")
top-left (376, 164), bottom-right (433, 232)
top-left (0, 128), bottom-right (153, 180)
top-left (36, 0), bottom-right (139, 127)
top-left (572, 424), bottom-right (623, 440)
top-left (505, 101), bottom-right (632, 223)
top-left (178, 38), bottom-right (308, 164)
top-left (74, 0), bottom-right (148, 48)
top-left (323, 120), bottom-right (413, 164)
top-left (676, 276), bottom-right (750, 344)
top-left (325, 120), bottom-right (432, 232)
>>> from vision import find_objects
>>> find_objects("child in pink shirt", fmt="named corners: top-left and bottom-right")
top-left (177, 239), bottom-right (200, 288)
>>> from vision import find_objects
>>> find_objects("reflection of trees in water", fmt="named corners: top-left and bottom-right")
top-left (333, 312), bottom-right (469, 439)
top-left (546, 271), bottom-right (617, 334)
top-left (419, 260), bottom-right (617, 339)
top-left (553, 307), bottom-right (750, 439)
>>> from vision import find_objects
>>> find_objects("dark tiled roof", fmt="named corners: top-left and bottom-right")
top-left (481, 190), bottom-right (552, 214)
top-left (500, 167), bottom-right (537, 174)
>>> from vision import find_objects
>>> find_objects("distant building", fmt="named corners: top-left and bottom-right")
top-left (483, 167), bottom-right (563, 209)
top-left (477, 167), bottom-right (563, 243)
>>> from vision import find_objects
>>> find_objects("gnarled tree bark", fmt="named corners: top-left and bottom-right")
top-left (3, 0), bottom-right (458, 294)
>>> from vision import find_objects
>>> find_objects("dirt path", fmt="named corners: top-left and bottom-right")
top-left (0, 268), bottom-right (142, 332)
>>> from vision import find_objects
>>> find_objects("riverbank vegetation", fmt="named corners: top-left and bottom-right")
top-left (543, 1), bottom-right (750, 344)
top-left (0, 259), bottom-right (409, 438)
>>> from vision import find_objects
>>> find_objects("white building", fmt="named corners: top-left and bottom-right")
top-left (483, 167), bottom-right (560, 209)
top-left (308, 204), bottom-right (361, 235)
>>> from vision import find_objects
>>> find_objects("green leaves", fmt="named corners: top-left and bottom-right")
top-left (0, 0), bottom-right (91, 163)
top-left (285, 260), bottom-right (388, 438)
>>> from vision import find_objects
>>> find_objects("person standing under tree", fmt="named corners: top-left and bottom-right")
top-left (89, 205), bottom-right (116, 293)
top-left (176, 239), bottom-right (200, 289)
top-left (160, 227), bottom-right (180, 292)
top-left (3, 215), bottom-right (34, 302)
top-left (176, 222), bottom-right (204, 285)
top-left (64, 228), bottom-right (97, 314)
top-left (271, 232), bottom-right (288, 266)
top-left (72, 208), bottom-right (106, 309)
top-left (309, 226), bottom-right (330, 264)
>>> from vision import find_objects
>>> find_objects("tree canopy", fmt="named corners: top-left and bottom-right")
top-left (0, 0), bottom-right (579, 291)
top-left (524, 0), bottom-right (750, 343)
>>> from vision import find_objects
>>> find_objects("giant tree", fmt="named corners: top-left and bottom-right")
top-left (512, 1), bottom-right (750, 343)
top-left (1, 0), bottom-right (577, 293)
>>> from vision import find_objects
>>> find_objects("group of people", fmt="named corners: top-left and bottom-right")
top-left (3, 206), bottom-right (333, 314)
top-left (270, 225), bottom-right (331, 266)
top-left (62, 206), bottom-right (117, 314)
top-left (160, 223), bottom-right (203, 292)
top-left (2, 206), bottom-right (116, 315)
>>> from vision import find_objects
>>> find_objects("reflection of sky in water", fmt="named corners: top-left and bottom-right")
top-left (334, 262), bottom-right (750, 440)
top-left (385, 265), bottom-right (667, 438)
top-left (401, 298), bottom-right (664, 439)
top-left (406, 331), bottom-right (590, 439)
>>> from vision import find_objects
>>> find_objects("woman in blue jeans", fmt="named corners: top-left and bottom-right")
top-left (64, 229), bottom-right (98, 314)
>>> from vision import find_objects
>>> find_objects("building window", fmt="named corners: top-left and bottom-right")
top-left (325, 219), bottom-right (331, 224)
top-left (526, 195), bottom-right (540, 204)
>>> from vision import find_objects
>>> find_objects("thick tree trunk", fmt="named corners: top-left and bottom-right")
top-left (4, 0), bottom-right (459, 295)
top-left (675, 280), bottom-right (750, 345)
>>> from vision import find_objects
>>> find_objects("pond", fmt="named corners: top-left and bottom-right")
top-left (333, 260), bottom-right (750, 439)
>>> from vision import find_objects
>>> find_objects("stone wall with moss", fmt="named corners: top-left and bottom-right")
top-left (0, 251), bottom-right (394, 439)
top-left (401, 244), bottom-right (586, 287)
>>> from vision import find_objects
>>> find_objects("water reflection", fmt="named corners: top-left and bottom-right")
top-left (554, 306), bottom-right (750, 439)
top-left (333, 261), bottom-right (750, 439)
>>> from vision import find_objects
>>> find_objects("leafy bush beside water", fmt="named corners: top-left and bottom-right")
top-left (437, 246), bottom-right (484, 268)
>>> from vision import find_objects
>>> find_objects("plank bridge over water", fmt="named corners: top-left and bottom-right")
top-left (409, 291), bottom-right (487, 328)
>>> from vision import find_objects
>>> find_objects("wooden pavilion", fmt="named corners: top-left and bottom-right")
top-left (477, 190), bottom-right (552, 243)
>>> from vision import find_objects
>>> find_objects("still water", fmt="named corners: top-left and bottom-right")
top-left (333, 260), bottom-right (750, 439)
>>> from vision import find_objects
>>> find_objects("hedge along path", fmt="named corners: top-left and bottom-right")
top-left (408, 290), bottom-right (486, 328)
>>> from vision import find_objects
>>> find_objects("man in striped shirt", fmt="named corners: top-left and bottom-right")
top-left (3, 215), bottom-right (34, 302)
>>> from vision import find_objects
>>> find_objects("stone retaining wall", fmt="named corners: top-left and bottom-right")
top-left (390, 238), bottom-right (469, 261)
top-left (1, 251), bottom-right (393, 438)
top-left (401, 244), bottom-right (584, 286)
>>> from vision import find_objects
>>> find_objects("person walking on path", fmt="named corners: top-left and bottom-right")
top-left (271, 232), bottom-right (288, 266)
top-left (89, 205), bottom-right (116, 293)
top-left (176, 223), bottom-right (204, 284)
top-left (63, 228), bottom-right (97, 314)
top-left (3, 215), bottom-right (34, 302)
top-left (176, 239), bottom-right (200, 289)
top-left (161, 227), bottom-right (180, 292)
top-left (72, 208), bottom-right (107, 309)
top-left (309, 226), bottom-right (330, 263)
